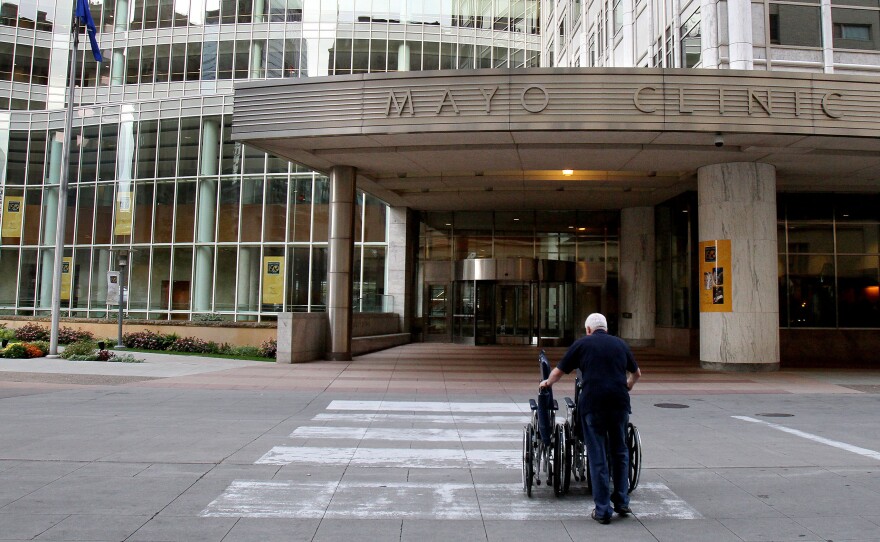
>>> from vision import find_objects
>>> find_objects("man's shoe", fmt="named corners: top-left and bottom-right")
top-left (613, 505), bottom-right (632, 517)
top-left (591, 510), bottom-right (611, 524)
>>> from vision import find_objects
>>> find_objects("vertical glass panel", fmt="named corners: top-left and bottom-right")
top-left (243, 145), bottom-right (265, 174)
top-left (240, 178), bottom-right (264, 242)
top-left (310, 246), bottom-right (327, 310)
top-left (234, 39), bottom-right (250, 78)
top-left (154, 181), bottom-right (175, 243)
top-left (786, 254), bottom-right (836, 326)
top-left (156, 44), bottom-right (171, 83)
top-left (140, 45), bottom-right (156, 85)
top-left (133, 181), bottom-right (154, 243)
top-left (178, 117), bottom-right (200, 177)
top-left (175, 181), bottom-right (196, 242)
top-left (63, 187), bottom-right (76, 245)
top-left (99, 123), bottom-right (118, 181)
top-left (89, 248), bottom-right (110, 313)
top-left (287, 246), bottom-right (309, 311)
top-left (18, 248), bottom-right (38, 308)
top-left (31, 45), bottom-right (49, 84)
top-left (312, 177), bottom-right (330, 242)
top-left (217, 40), bottom-right (234, 79)
top-left (170, 43), bottom-right (186, 81)
top-left (128, 247), bottom-right (150, 310)
top-left (156, 118), bottom-right (179, 178)
top-left (143, 0), bottom-right (160, 28)
top-left (131, 0), bottom-right (145, 30)
top-left (22, 188), bottom-right (41, 245)
top-left (0, 43), bottom-right (13, 80)
top-left (218, 178), bottom-right (240, 242)
top-left (837, 255), bottom-right (880, 327)
top-left (836, 223), bottom-right (880, 254)
top-left (267, 153), bottom-right (289, 174)
top-left (832, 7), bottom-right (880, 50)
top-left (186, 41), bottom-right (202, 80)
top-left (283, 38), bottom-right (303, 77)
top-left (171, 247), bottom-right (193, 316)
top-left (263, 177), bottom-right (287, 242)
top-left (13, 43), bottom-right (32, 83)
top-left (361, 246), bottom-right (386, 311)
top-left (289, 177), bottom-right (311, 242)
top-left (159, 0), bottom-right (175, 26)
top-left (93, 185), bottom-right (113, 244)
top-left (220, 117), bottom-right (239, 174)
top-left (79, 125), bottom-right (100, 183)
top-left (201, 40), bottom-right (217, 80)
top-left (150, 247), bottom-right (172, 311)
top-left (71, 247), bottom-right (91, 310)
top-left (136, 119), bottom-right (158, 179)
top-left (6, 131), bottom-right (28, 183)
top-left (26, 129), bottom-right (46, 185)
top-left (362, 193), bottom-right (387, 242)
top-left (215, 246), bottom-right (237, 311)
top-left (787, 223), bottom-right (834, 253)
top-left (75, 185), bottom-right (95, 244)
top-left (126, 46), bottom-right (141, 84)
top-left (0, 248), bottom-right (20, 306)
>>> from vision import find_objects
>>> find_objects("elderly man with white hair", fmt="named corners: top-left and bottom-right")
top-left (539, 312), bottom-right (641, 524)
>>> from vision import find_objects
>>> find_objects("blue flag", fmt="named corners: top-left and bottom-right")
top-left (75, 0), bottom-right (103, 62)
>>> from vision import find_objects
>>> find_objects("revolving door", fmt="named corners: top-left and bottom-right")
top-left (451, 258), bottom-right (576, 346)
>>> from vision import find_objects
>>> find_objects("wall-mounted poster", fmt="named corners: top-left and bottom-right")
top-left (60, 257), bottom-right (73, 301)
top-left (1, 196), bottom-right (24, 238)
top-left (262, 256), bottom-right (284, 305)
top-left (699, 239), bottom-right (732, 312)
top-left (114, 191), bottom-right (134, 236)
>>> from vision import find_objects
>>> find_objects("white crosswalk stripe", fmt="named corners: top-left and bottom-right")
top-left (312, 412), bottom-right (527, 425)
top-left (203, 481), bottom-right (702, 520)
top-left (291, 426), bottom-right (520, 442)
top-left (256, 445), bottom-right (520, 468)
top-left (327, 400), bottom-right (526, 413)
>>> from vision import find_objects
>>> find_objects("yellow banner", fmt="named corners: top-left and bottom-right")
top-left (114, 191), bottom-right (133, 236)
top-left (1, 196), bottom-right (24, 238)
top-left (699, 239), bottom-right (732, 312)
top-left (262, 257), bottom-right (285, 305)
top-left (60, 257), bottom-right (73, 301)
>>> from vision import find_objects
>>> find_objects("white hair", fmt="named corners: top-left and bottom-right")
top-left (585, 313), bottom-right (608, 331)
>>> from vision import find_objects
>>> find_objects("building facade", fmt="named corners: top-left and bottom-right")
top-left (2, 0), bottom-right (880, 368)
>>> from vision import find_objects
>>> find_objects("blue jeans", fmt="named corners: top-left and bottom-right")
top-left (583, 410), bottom-right (630, 518)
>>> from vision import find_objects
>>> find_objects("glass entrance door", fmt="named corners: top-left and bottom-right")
top-left (496, 283), bottom-right (532, 344)
top-left (452, 280), bottom-right (495, 344)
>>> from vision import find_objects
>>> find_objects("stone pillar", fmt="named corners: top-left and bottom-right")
top-left (619, 207), bottom-right (655, 347)
top-left (387, 207), bottom-right (416, 335)
top-left (726, 0), bottom-right (753, 69)
top-left (698, 162), bottom-right (778, 371)
top-left (328, 166), bottom-right (356, 360)
top-left (194, 120), bottom-right (219, 312)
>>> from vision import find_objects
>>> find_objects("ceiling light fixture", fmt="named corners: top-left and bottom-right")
top-left (562, 169), bottom-right (574, 176)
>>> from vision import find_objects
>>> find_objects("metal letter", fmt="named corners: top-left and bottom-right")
top-left (633, 86), bottom-right (657, 113)
top-left (821, 92), bottom-right (843, 119)
top-left (748, 88), bottom-right (772, 116)
top-left (436, 88), bottom-right (460, 115)
top-left (520, 85), bottom-right (549, 113)
top-left (480, 86), bottom-right (499, 113)
top-left (385, 89), bottom-right (414, 117)
top-left (679, 87), bottom-right (694, 113)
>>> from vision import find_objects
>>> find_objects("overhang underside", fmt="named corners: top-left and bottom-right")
top-left (249, 128), bottom-right (880, 211)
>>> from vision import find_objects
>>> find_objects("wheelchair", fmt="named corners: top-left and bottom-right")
top-left (521, 351), bottom-right (567, 497)
top-left (562, 372), bottom-right (642, 495)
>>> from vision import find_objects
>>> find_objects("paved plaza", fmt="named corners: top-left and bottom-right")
top-left (1, 343), bottom-right (879, 541)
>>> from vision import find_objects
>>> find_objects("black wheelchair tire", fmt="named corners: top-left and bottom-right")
top-left (627, 422), bottom-right (641, 493)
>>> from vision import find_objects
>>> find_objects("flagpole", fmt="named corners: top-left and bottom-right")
top-left (48, 7), bottom-right (80, 357)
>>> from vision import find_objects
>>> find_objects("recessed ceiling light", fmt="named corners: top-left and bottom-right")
top-left (562, 169), bottom-right (574, 176)
top-left (513, 218), bottom-right (520, 221)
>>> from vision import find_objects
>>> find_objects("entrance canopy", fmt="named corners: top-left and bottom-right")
top-left (233, 68), bottom-right (880, 210)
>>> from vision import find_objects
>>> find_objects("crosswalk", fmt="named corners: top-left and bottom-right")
top-left (202, 400), bottom-right (702, 520)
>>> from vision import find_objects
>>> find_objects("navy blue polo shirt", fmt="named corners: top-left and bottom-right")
top-left (556, 330), bottom-right (639, 414)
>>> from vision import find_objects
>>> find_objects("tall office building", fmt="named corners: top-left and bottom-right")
top-left (3, 1), bottom-right (880, 367)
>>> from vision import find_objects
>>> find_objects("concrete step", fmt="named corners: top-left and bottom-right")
top-left (352, 333), bottom-right (410, 356)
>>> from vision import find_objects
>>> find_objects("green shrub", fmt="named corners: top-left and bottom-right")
top-left (229, 345), bottom-right (262, 358)
top-left (60, 339), bottom-right (98, 359)
top-left (31, 340), bottom-right (50, 354)
top-left (58, 326), bottom-right (95, 345)
top-left (260, 339), bottom-right (277, 359)
top-left (14, 323), bottom-right (49, 342)
top-left (111, 353), bottom-right (143, 363)
top-left (1, 343), bottom-right (28, 359)
top-left (0, 327), bottom-right (14, 341)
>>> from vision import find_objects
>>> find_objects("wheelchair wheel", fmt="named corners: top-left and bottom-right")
top-left (627, 423), bottom-right (642, 493)
top-left (522, 424), bottom-right (534, 497)
top-left (552, 425), bottom-right (566, 496)
top-left (561, 423), bottom-right (572, 492)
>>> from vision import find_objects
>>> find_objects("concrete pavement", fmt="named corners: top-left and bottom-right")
top-left (1, 344), bottom-right (879, 541)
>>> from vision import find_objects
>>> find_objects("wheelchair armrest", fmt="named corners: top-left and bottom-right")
top-left (564, 397), bottom-right (575, 409)
top-left (529, 398), bottom-right (537, 411)
top-left (552, 399), bottom-right (558, 410)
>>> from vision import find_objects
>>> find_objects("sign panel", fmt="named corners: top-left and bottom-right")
top-left (699, 239), bottom-right (732, 313)
top-left (262, 256), bottom-right (284, 305)
top-left (1, 196), bottom-right (24, 238)
top-left (107, 271), bottom-right (120, 305)
top-left (60, 257), bottom-right (73, 301)
top-left (114, 191), bottom-right (133, 236)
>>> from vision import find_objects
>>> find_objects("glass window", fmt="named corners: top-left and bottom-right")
top-left (6, 131), bottom-right (28, 184)
top-left (26, 130), bottom-right (46, 185)
top-left (837, 255), bottom-right (880, 327)
top-left (23, 188), bottom-right (41, 245)
top-left (178, 117), bottom-right (200, 177)
top-left (239, 178), bottom-right (264, 242)
top-left (362, 193), bottom-right (387, 243)
top-left (127, 248), bottom-right (150, 311)
top-left (150, 247), bottom-right (172, 310)
top-left (837, 223), bottom-right (880, 253)
top-left (832, 8), bottom-right (880, 49)
top-left (769, 4), bottom-right (823, 47)
top-left (785, 254), bottom-right (836, 326)
top-left (155, 44), bottom-right (171, 82)
top-left (154, 181), bottom-right (175, 242)
top-left (310, 246), bottom-right (327, 310)
top-left (136, 119), bottom-right (158, 179)
top-left (94, 185), bottom-right (113, 244)
top-left (133, 181), bottom-right (154, 243)
top-left (263, 177), bottom-right (287, 242)
top-left (175, 180), bottom-right (196, 242)
top-left (788, 223), bottom-right (834, 253)
top-left (217, 40), bottom-right (234, 79)
top-left (215, 247), bottom-right (237, 311)
top-left (13, 43), bottom-right (32, 83)
top-left (75, 185), bottom-right (95, 244)
top-left (171, 247), bottom-right (193, 313)
top-left (287, 246), bottom-right (309, 311)
top-left (218, 178), bottom-right (240, 242)
top-left (186, 41), bottom-right (202, 80)
top-left (170, 43), bottom-right (186, 81)
top-left (32, 46), bottom-right (50, 85)
top-left (156, 118), bottom-right (179, 178)
top-left (79, 125), bottom-right (100, 183)
top-left (0, 42), bottom-right (13, 80)
top-left (288, 177), bottom-right (311, 242)
top-left (234, 39), bottom-right (249, 79)
top-left (18, 248), bottom-right (38, 308)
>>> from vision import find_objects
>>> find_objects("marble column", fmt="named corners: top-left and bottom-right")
top-left (698, 162), bottom-right (779, 371)
top-left (619, 207), bottom-right (655, 347)
top-left (194, 120), bottom-right (219, 312)
top-left (387, 207), bottom-right (416, 335)
top-left (726, 0), bottom-right (754, 69)
top-left (328, 166), bottom-right (356, 361)
top-left (38, 137), bottom-right (63, 309)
